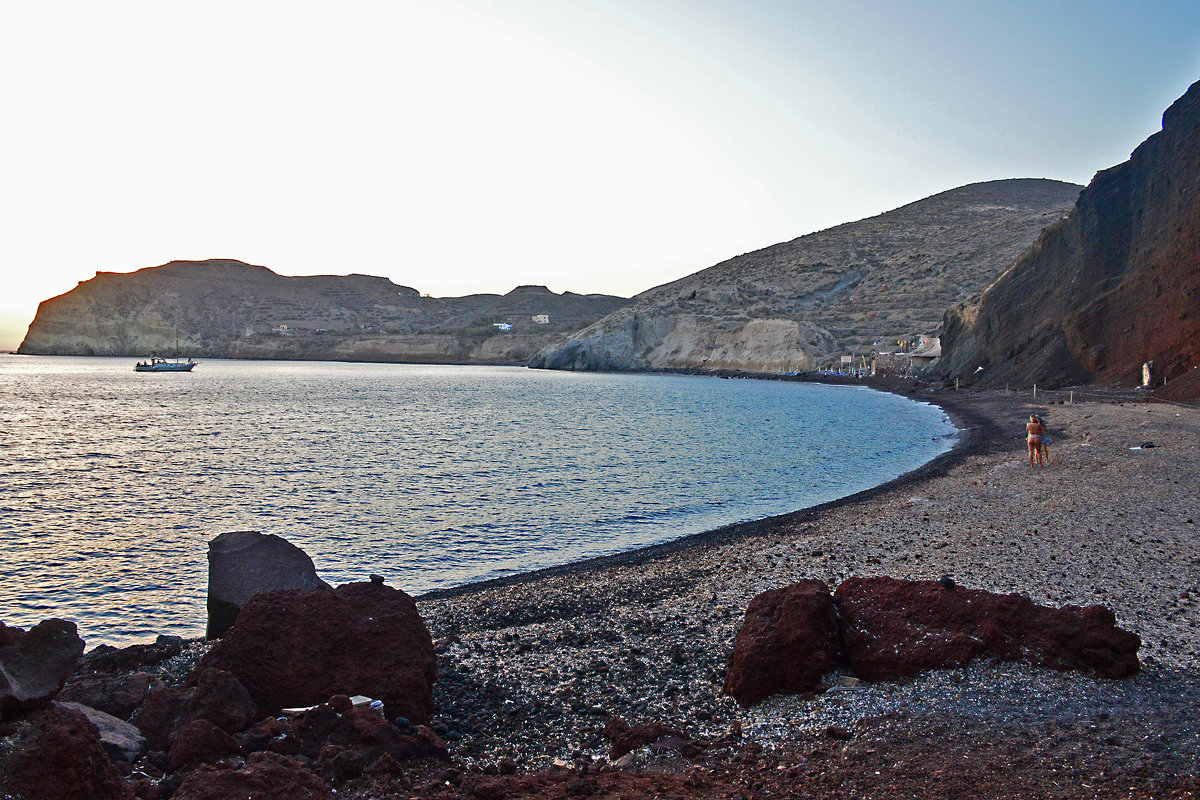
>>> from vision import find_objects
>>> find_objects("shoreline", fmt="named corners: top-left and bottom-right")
top-left (414, 384), bottom-right (1200, 782)
top-left (417, 377), bottom-right (997, 604)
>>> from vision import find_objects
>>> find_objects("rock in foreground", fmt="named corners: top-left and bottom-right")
top-left (0, 705), bottom-right (133, 800)
top-left (836, 576), bottom-right (1141, 681)
top-left (197, 581), bottom-right (437, 722)
top-left (722, 580), bottom-right (840, 707)
top-left (0, 618), bottom-right (85, 720)
top-left (206, 530), bottom-right (332, 639)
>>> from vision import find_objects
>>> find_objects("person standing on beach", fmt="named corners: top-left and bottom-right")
top-left (1026, 414), bottom-right (1047, 467)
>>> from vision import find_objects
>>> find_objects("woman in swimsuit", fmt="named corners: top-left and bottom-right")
top-left (1026, 414), bottom-right (1047, 467)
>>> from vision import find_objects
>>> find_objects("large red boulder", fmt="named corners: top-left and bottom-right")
top-left (0, 705), bottom-right (134, 800)
top-left (722, 580), bottom-right (839, 707)
top-left (173, 751), bottom-right (329, 800)
top-left (195, 581), bottom-right (436, 722)
top-left (835, 576), bottom-right (1141, 681)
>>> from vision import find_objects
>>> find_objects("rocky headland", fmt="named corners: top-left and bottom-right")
top-left (17, 260), bottom-right (629, 365)
top-left (936, 79), bottom-right (1200, 398)
top-left (530, 179), bottom-right (1081, 373)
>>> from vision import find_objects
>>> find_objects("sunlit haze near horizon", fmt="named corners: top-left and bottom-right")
top-left (2, 0), bottom-right (1198, 349)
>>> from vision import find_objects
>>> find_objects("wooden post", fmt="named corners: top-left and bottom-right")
top-left (1033, 384), bottom-right (1037, 399)
top-left (955, 378), bottom-right (959, 391)
top-left (1070, 390), bottom-right (1074, 405)
top-left (1006, 383), bottom-right (1009, 394)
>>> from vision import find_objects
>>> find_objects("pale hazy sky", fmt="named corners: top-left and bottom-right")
top-left (2, 0), bottom-right (1198, 349)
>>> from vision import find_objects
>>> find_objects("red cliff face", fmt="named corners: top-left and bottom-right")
top-left (937, 79), bottom-right (1200, 397)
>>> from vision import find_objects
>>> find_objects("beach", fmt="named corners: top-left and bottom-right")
top-left (412, 384), bottom-right (1200, 796)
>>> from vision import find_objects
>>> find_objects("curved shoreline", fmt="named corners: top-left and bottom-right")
top-left (417, 378), bottom-right (997, 603)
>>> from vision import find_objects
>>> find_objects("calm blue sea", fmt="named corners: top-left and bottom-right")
top-left (0, 356), bottom-right (956, 646)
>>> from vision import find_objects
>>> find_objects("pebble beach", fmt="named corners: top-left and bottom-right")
top-left (415, 384), bottom-right (1200, 793)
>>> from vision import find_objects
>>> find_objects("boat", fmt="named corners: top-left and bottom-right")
top-left (134, 356), bottom-right (197, 372)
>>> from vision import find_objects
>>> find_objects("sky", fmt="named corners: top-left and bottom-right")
top-left (1, 1), bottom-right (1198, 350)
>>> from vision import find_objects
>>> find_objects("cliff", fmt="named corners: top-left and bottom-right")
top-left (17, 261), bottom-right (629, 364)
top-left (530, 179), bottom-right (1081, 373)
top-left (935, 80), bottom-right (1200, 395)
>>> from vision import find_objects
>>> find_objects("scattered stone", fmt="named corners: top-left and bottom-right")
top-left (197, 581), bottom-right (436, 722)
top-left (82, 639), bottom-right (186, 674)
top-left (824, 725), bottom-right (853, 740)
top-left (0, 705), bottom-right (134, 799)
top-left (172, 751), bottom-right (330, 800)
top-left (57, 701), bottom-right (147, 762)
top-left (604, 717), bottom-right (690, 760)
top-left (722, 581), bottom-right (839, 707)
top-left (836, 576), bottom-right (1141, 681)
top-left (0, 618), bottom-right (85, 720)
top-left (205, 530), bottom-right (332, 639)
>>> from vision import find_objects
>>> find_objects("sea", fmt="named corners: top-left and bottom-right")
top-left (0, 355), bottom-right (957, 646)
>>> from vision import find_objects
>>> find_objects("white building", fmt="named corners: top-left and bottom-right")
top-left (532, 314), bottom-right (550, 325)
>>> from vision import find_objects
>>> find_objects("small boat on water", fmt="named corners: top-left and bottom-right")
top-left (134, 356), bottom-right (197, 372)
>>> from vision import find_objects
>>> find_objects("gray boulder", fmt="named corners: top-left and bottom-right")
top-left (0, 619), bottom-right (85, 720)
top-left (206, 531), bottom-right (331, 638)
top-left (56, 701), bottom-right (147, 762)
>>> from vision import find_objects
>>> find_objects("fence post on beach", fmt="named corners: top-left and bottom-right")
top-left (1033, 384), bottom-right (1037, 399)
top-left (1070, 390), bottom-right (1074, 405)
top-left (955, 378), bottom-right (959, 391)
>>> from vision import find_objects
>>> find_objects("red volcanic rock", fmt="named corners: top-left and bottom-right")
top-left (131, 686), bottom-right (190, 752)
top-left (173, 751), bottom-right (330, 800)
top-left (603, 717), bottom-right (691, 759)
top-left (168, 719), bottom-right (242, 772)
top-left (722, 580), bottom-right (839, 707)
top-left (241, 700), bottom-right (447, 765)
top-left (0, 618), bottom-right (86, 720)
top-left (0, 705), bottom-right (134, 800)
top-left (835, 576), bottom-right (1140, 681)
top-left (195, 581), bottom-right (436, 722)
top-left (184, 668), bottom-right (257, 733)
top-left (60, 671), bottom-right (164, 720)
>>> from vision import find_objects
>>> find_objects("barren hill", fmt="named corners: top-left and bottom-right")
top-left (531, 179), bottom-right (1081, 373)
top-left (17, 260), bottom-right (629, 364)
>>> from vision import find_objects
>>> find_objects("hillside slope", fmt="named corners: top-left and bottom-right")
top-left (530, 179), bottom-right (1081, 373)
top-left (17, 260), bottom-right (629, 364)
top-left (935, 80), bottom-right (1200, 396)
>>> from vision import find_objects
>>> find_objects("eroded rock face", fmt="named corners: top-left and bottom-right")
top-left (835, 576), bottom-right (1141, 681)
top-left (722, 581), bottom-right (840, 707)
top-left (0, 705), bottom-right (134, 800)
top-left (206, 530), bottom-right (332, 639)
top-left (0, 618), bottom-right (86, 720)
top-left (937, 79), bottom-right (1200, 397)
top-left (196, 582), bottom-right (437, 722)
top-left (172, 751), bottom-right (330, 800)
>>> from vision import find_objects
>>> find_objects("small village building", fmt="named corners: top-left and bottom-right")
top-left (532, 314), bottom-right (550, 324)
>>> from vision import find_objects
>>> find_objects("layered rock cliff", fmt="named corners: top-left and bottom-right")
top-left (18, 261), bottom-right (629, 363)
top-left (935, 80), bottom-right (1200, 394)
top-left (530, 179), bottom-right (1081, 373)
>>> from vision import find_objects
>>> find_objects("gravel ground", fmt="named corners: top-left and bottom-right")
top-left (414, 386), bottom-right (1200, 787)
